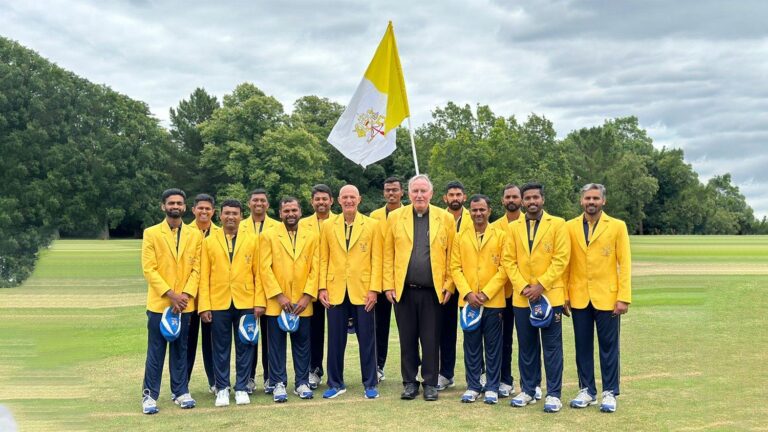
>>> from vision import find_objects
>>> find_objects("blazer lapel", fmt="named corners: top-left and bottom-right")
top-left (515, 220), bottom-right (531, 256)
top-left (177, 226), bottom-right (189, 259)
top-left (402, 207), bottom-right (414, 242)
top-left (216, 231), bottom-right (231, 268)
top-left (276, 226), bottom-right (295, 258)
top-left (532, 214), bottom-right (552, 253)
top-left (428, 206), bottom-right (440, 246)
top-left (294, 228), bottom-right (308, 260)
top-left (347, 212), bottom-right (364, 250)
top-left (577, 213), bottom-right (588, 252)
top-left (589, 213), bottom-right (610, 245)
top-left (161, 223), bottom-right (179, 261)
top-left (334, 218), bottom-right (347, 251)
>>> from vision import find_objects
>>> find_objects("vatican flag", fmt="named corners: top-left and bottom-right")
top-left (327, 22), bottom-right (410, 167)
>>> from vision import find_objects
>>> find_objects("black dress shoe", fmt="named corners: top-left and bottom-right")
top-left (401, 382), bottom-right (420, 400)
top-left (423, 385), bottom-right (438, 401)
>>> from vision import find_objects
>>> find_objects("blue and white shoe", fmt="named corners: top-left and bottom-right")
top-left (436, 375), bottom-right (455, 391)
top-left (600, 391), bottom-right (617, 413)
top-left (499, 382), bottom-right (513, 398)
top-left (484, 391), bottom-right (498, 405)
top-left (174, 393), bottom-right (196, 409)
top-left (273, 382), bottom-right (288, 403)
top-left (570, 388), bottom-right (598, 408)
top-left (461, 390), bottom-right (480, 403)
top-left (322, 387), bottom-right (347, 399)
top-left (264, 379), bottom-right (275, 394)
top-left (535, 386), bottom-right (543, 400)
top-left (294, 384), bottom-right (314, 399)
top-left (246, 378), bottom-right (256, 395)
top-left (510, 391), bottom-right (535, 407)
top-left (543, 396), bottom-right (562, 413)
top-left (364, 387), bottom-right (380, 399)
top-left (142, 395), bottom-right (159, 414)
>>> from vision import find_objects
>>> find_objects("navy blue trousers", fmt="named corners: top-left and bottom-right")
top-left (394, 286), bottom-right (441, 387)
top-left (187, 312), bottom-right (215, 387)
top-left (572, 302), bottom-right (621, 396)
top-left (439, 291), bottom-right (458, 379)
top-left (463, 307), bottom-right (504, 393)
top-left (211, 304), bottom-right (254, 392)
top-left (309, 302), bottom-right (326, 376)
top-left (514, 305), bottom-right (563, 398)
top-left (500, 297), bottom-right (515, 386)
top-left (142, 311), bottom-right (190, 400)
top-left (374, 292), bottom-right (392, 370)
top-left (327, 293), bottom-right (378, 389)
top-left (248, 318), bottom-right (269, 383)
top-left (267, 316), bottom-right (311, 387)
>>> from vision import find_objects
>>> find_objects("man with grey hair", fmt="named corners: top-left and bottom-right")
top-left (564, 183), bottom-right (631, 413)
top-left (383, 174), bottom-right (456, 401)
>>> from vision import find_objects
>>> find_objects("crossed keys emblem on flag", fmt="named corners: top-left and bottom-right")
top-left (354, 109), bottom-right (386, 143)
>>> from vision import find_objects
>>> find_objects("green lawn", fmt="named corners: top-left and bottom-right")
top-left (1, 236), bottom-right (767, 431)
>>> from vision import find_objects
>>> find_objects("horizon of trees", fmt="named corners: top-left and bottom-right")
top-left (2, 36), bottom-right (765, 287)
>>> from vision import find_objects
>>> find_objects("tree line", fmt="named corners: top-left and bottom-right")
top-left (1, 37), bottom-right (764, 286)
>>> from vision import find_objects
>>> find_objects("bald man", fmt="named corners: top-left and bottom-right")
top-left (318, 185), bottom-right (383, 399)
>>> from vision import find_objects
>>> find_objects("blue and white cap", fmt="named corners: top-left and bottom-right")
top-left (278, 307), bottom-right (300, 333)
top-left (529, 294), bottom-right (553, 328)
top-left (160, 306), bottom-right (182, 342)
top-left (460, 304), bottom-right (484, 332)
top-left (238, 313), bottom-right (259, 345)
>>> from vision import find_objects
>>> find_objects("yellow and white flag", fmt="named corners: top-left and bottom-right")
top-left (327, 22), bottom-right (410, 167)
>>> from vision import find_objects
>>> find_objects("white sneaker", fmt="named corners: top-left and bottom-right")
top-left (499, 382), bottom-right (513, 398)
top-left (273, 382), bottom-right (287, 403)
top-left (215, 389), bottom-right (230, 407)
top-left (510, 391), bottom-right (535, 407)
top-left (308, 371), bottom-right (321, 390)
top-left (377, 367), bottom-right (386, 383)
top-left (174, 393), bottom-right (196, 409)
top-left (142, 395), bottom-right (158, 415)
top-left (479, 373), bottom-right (487, 389)
top-left (208, 385), bottom-right (217, 395)
top-left (600, 391), bottom-right (617, 413)
top-left (436, 375), bottom-right (455, 391)
top-left (294, 383), bottom-right (314, 399)
top-left (535, 386), bottom-right (543, 400)
top-left (484, 391), bottom-right (499, 405)
top-left (570, 388), bottom-right (598, 408)
top-left (235, 391), bottom-right (250, 405)
top-left (246, 378), bottom-right (256, 395)
top-left (460, 389), bottom-right (480, 403)
top-left (543, 395), bottom-right (562, 413)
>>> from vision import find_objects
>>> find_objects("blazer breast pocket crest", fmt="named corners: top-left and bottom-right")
top-left (543, 241), bottom-right (554, 253)
top-left (359, 241), bottom-right (368, 252)
top-left (245, 254), bottom-right (253, 264)
top-left (601, 246), bottom-right (612, 257)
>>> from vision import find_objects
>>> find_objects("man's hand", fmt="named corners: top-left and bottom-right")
top-left (364, 291), bottom-right (378, 312)
top-left (292, 294), bottom-right (312, 315)
top-left (165, 290), bottom-right (188, 313)
top-left (253, 306), bottom-right (266, 318)
top-left (385, 289), bottom-right (397, 304)
top-left (318, 289), bottom-right (331, 309)
top-left (441, 289), bottom-right (453, 305)
top-left (522, 283), bottom-right (544, 301)
top-left (477, 292), bottom-right (489, 304)
top-left (199, 310), bottom-right (212, 323)
top-left (563, 300), bottom-right (571, 317)
top-left (612, 301), bottom-right (629, 316)
top-left (276, 293), bottom-right (292, 312)
top-left (465, 292), bottom-right (483, 309)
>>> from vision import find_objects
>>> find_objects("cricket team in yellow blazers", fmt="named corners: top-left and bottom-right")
top-left (140, 176), bottom-right (632, 415)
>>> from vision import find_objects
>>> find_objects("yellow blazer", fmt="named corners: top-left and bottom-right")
top-left (260, 224), bottom-right (319, 317)
top-left (564, 212), bottom-right (632, 310)
top-left (490, 213), bottom-right (525, 299)
top-left (185, 221), bottom-right (221, 311)
top-left (383, 204), bottom-right (455, 301)
top-left (199, 229), bottom-right (263, 311)
top-left (299, 212), bottom-right (338, 236)
top-left (239, 215), bottom-right (281, 238)
top-left (319, 212), bottom-right (382, 305)
top-left (502, 211), bottom-right (570, 307)
top-left (141, 222), bottom-right (202, 313)
top-left (450, 225), bottom-right (507, 308)
top-left (454, 207), bottom-right (473, 237)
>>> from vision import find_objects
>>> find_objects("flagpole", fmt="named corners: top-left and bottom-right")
top-left (407, 117), bottom-right (420, 175)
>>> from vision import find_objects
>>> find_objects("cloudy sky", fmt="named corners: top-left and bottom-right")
top-left (2, 0), bottom-right (766, 216)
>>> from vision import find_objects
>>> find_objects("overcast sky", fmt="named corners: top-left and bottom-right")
top-left (2, 0), bottom-right (766, 216)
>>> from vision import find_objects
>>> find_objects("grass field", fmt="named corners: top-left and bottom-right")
top-left (1, 236), bottom-right (767, 431)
